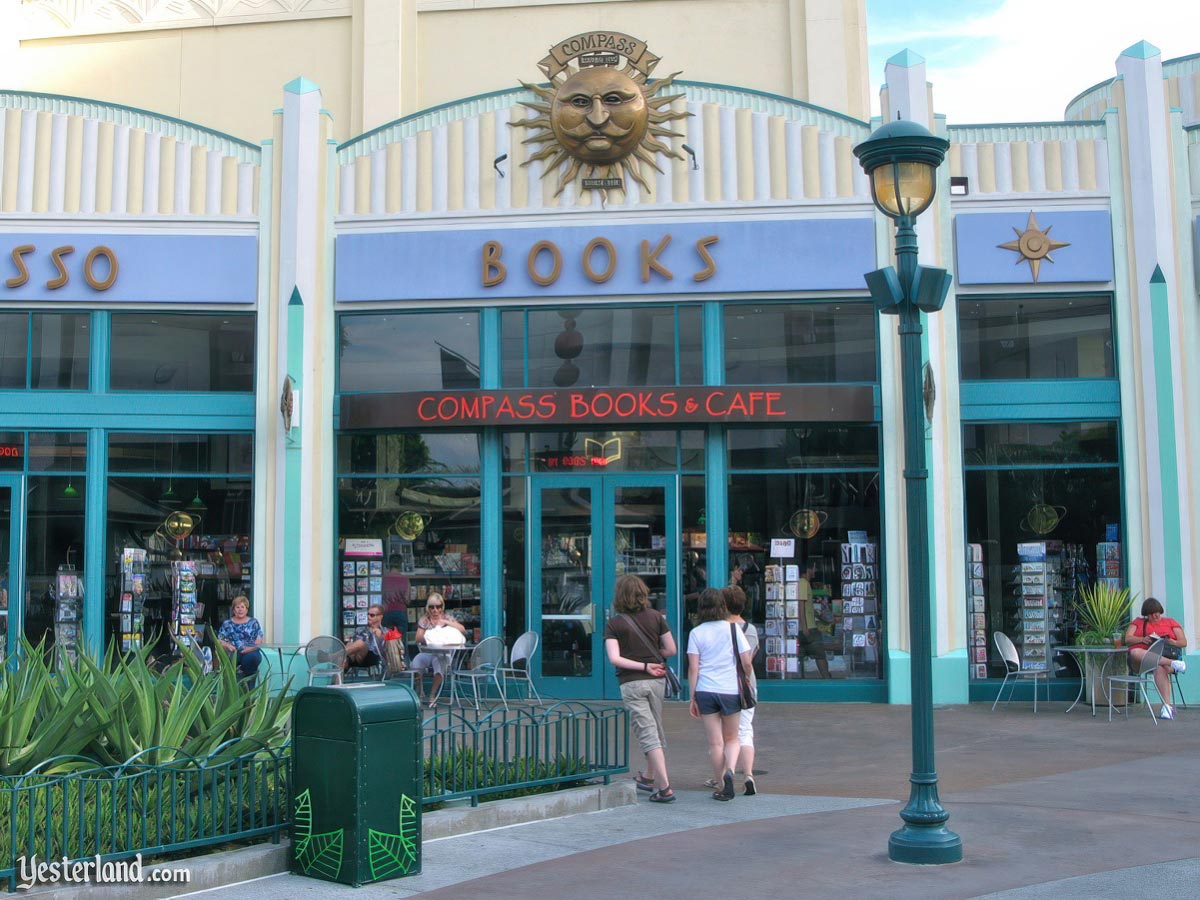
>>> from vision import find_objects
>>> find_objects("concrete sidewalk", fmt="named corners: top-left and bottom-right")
top-left (179, 700), bottom-right (1200, 899)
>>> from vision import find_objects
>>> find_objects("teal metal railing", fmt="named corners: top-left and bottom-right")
top-left (0, 700), bottom-right (625, 889)
top-left (0, 739), bottom-right (290, 891)
top-left (422, 702), bottom-right (628, 807)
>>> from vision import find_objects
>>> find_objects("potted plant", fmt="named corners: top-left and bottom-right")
top-left (1074, 581), bottom-right (1133, 645)
top-left (1072, 581), bottom-right (1134, 705)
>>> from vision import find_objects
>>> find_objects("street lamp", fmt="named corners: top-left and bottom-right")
top-left (853, 118), bottom-right (961, 865)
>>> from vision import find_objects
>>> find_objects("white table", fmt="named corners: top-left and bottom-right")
top-left (1056, 645), bottom-right (1127, 716)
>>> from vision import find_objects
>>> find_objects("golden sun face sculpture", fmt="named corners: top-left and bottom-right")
top-left (512, 34), bottom-right (689, 196)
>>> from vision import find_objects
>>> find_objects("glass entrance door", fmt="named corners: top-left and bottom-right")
top-left (0, 476), bottom-right (24, 665)
top-left (531, 475), bottom-right (678, 700)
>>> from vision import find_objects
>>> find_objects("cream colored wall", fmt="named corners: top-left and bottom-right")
top-left (15, 18), bottom-right (353, 144)
top-left (417, 0), bottom-right (792, 108)
top-left (11, 0), bottom-right (869, 144)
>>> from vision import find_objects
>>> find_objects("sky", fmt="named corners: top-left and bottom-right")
top-left (866, 0), bottom-right (1200, 124)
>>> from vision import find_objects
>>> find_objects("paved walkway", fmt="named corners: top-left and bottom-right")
top-left (179, 699), bottom-right (1200, 899)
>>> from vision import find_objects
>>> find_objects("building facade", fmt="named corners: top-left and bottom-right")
top-left (2, 2), bottom-right (1198, 704)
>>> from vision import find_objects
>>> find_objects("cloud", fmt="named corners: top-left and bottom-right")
top-left (869, 0), bottom-right (1200, 123)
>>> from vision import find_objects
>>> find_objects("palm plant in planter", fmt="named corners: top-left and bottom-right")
top-left (1073, 581), bottom-right (1134, 706)
top-left (1074, 581), bottom-right (1134, 645)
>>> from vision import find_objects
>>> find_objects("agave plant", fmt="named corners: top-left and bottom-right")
top-left (0, 637), bottom-right (292, 775)
top-left (0, 640), bottom-right (106, 776)
top-left (1074, 581), bottom-right (1134, 645)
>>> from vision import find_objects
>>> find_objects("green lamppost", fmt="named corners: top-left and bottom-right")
top-left (853, 119), bottom-right (961, 864)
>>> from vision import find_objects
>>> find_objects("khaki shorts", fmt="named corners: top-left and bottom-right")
top-left (620, 678), bottom-right (667, 756)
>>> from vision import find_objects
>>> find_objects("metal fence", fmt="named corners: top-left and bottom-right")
top-left (0, 700), bottom-right (627, 889)
top-left (421, 701), bottom-right (628, 806)
top-left (0, 740), bottom-right (290, 891)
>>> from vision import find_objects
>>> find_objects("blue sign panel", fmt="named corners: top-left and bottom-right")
top-left (0, 233), bottom-right (257, 303)
top-left (955, 210), bottom-right (1114, 285)
top-left (336, 217), bottom-right (876, 301)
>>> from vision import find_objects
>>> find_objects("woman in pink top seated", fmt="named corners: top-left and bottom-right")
top-left (1124, 597), bottom-right (1187, 720)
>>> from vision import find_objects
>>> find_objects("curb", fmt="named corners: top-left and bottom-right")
top-left (21, 781), bottom-right (636, 898)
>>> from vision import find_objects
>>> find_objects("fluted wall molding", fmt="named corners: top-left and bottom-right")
top-left (335, 83), bottom-right (871, 216)
top-left (0, 91), bottom-right (260, 216)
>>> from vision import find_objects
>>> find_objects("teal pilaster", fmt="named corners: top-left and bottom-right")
top-left (481, 308), bottom-right (502, 638)
top-left (83, 426), bottom-right (106, 658)
top-left (283, 288), bottom-right (304, 644)
top-left (702, 302), bottom-right (727, 585)
top-left (1149, 267), bottom-right (1184, 603)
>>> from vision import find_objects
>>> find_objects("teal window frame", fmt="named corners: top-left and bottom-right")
top-left (0, 311), bottom-right (256, 658)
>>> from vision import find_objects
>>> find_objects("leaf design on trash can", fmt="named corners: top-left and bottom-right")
top-left (367, 793), bottom-right (419, 880)
top-left (293, 788), bottom-right (313, 846)
top-left (300, 829), bottom-right (345, 880)
top-left (293, 788), bottom-right (345, 879)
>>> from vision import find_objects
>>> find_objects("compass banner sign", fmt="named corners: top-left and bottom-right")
top-left (340, 385), bottom-right (875, 429)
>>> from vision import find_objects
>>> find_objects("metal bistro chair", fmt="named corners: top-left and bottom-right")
top-left (1108, 637), bottom-right (1167, 724)
top-left (453, 636), bottom-right (507, 710)
top-left (992, 632), bottom-right (1047, 713)
top-left (305, 635), bottom-right (347, 686)
top-left (497, 631), bottom-right (542, 705)
top-left (1170, 668), bottom-right (1188, 710)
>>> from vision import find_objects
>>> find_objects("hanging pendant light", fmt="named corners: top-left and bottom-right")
top-left (188, 485), bottom-right (207, 513)
top-left (61, 481), bottom-right (79, 500)
top-left (160, 479), bottom-right (181, 509)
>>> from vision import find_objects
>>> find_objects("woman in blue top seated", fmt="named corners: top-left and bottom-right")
top-left (217, 594), bottom-right (264, 681)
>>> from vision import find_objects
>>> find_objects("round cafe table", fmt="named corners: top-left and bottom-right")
top-left (1055, 645), bottom-right (1127, 716)
top-left (415, 643), bottom-right (476, 707)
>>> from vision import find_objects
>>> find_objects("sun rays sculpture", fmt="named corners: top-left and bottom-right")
top-left (511, 32), bottom-right (690, 198)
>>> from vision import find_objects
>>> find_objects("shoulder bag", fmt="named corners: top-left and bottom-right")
top-left (1143, 619), bottom-right (1182, 660)
top-left (731, 622), bottom-right (757, 710)
top-left (620, 613), bottom-right (681, 699)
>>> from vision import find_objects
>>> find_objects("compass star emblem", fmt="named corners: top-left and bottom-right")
top-left (998, 212), bottom-right (1069, 282)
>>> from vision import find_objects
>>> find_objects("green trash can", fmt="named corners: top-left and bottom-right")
top-left (291, 683), bottom-right (422, 885)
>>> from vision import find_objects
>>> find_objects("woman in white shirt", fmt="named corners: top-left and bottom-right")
top-left (687, 588), bottom-right (754, 801)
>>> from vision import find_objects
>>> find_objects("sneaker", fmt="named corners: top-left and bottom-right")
top-left (1160, 704), bottom-right (1174, 720)
top-left (1170, 659), bottom-right (1187, 675)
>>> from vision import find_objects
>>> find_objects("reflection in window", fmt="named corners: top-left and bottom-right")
top-left (339, 312), bottom-right (479, 393)
top-left (725, 303), bottom-right (877, 384)
top-left (727, 471), bottom-right (882, 681)
top-left (336, 476), bottom-right (482, 640)
top-left (964, 461), bottom-right (1121, 681)
top-left (728, 425), bottom-right (880, 470)
top-left (25, 475), bottom-right (86, 651)
top-left (107, 433), bottom-right (254, 475)
top-left (962, 422), bottom-right (1118, 467)
top-left (337, 433), bottom-right (481, 475)
top-left (31, 314), bottom-right (90, 389)
top-left (958, 296), bottom-right (1114, 379)
top-left (110, 314), bottom-right (255, 392)
top-left (0, 313), bottom-right (90, 389)
top-left (104, 477), bottom-right (253, 657)
top-left (504, 306), bottom-right (697, 388)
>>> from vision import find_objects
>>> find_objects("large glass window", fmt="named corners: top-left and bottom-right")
top-left (724, 302), bottom-right (877, 384)
top-left (958, 296), bottom-right (1114, 380)
top-left (24, 431), bottom-right (88, 653)
top-left (502, 306), bottom-right (702, 388)
top-left (109, 313), bottom-right (255, 392)
top-left (104, 432), bottom-right (254, 658)
top-left (339, 312), bottom-right (479, 393)
top-left (963, 421), bottom-right (1122, 682)
top-left (337, 432), bottom-right (482, 647)
top-left (0, 313), bottom-right (90, 389)
top-left (725, 427), bottom-right (882, 681)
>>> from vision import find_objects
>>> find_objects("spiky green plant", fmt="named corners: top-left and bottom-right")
top-left (1075, 581), bottom-right (1134, 645)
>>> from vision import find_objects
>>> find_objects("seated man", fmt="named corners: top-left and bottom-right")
top-left (345, 604), bottom-right (386, 674)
